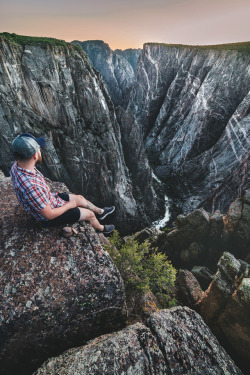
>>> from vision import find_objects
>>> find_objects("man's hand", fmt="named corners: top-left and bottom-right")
top-left (40, 200), bottom-right (77, 220)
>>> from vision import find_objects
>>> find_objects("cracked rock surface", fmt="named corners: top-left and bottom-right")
top-left (34, 307), bottom-right (242, 375)
top-left (0, 172), bottom-right (127, 375)
top-left (198, 252), bottom-right (250, 369)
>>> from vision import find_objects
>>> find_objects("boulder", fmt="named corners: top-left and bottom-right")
top-left (166, 209), bottom-right (210, 250)
top-left (176, 269), bottom-right (204, 307)
top-left (0, 173), bottom-right (127, 375)
top-left (191, 266), bottom-right (214, 290)
top-left (124, 226), bottom-right (163, 245)
top-left (198, 252), bottom-right (250, 369)
top-left (34, 307), bottom-right (242, 374)
top-left (223, 193), bottom-right (250, 258)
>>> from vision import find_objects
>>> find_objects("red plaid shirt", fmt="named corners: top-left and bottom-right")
top-left (10, 162), bottom-right (66, 221)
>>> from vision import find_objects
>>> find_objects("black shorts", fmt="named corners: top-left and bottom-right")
top-left (43, 193), bottom-right (81, 227)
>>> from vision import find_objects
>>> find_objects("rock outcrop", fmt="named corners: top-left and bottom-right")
top-left (127, 42), bottom-right (250, 215)
top-left (176, 252), bottom-right (250, 373)
top-left (129, 190), bottom-right (250, 270)
top-left (73, 40), bottom-right (141, 106)
top-left (0, 172), bottom-right (127, 375)
top-left (199, 252), bottom-right (250, 370)
top-left (0, 33), bottom-right (162, 234)
top-left (176, 269), bottom-right (204, 307)
top-left (34, 307), bottom-right (242, 374)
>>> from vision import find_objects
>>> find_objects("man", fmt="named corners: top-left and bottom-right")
top-left (10, 133), bottom-right (115, 234)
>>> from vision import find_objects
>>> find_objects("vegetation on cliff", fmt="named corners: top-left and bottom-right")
top-left (0, 32), bottom-right (82, 52)
top-left (105, 230), bottom-right (177, 318)
top-left (145, 41), bottom-right (250, 53)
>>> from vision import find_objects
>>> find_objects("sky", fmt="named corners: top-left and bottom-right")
top-left (1, 0), bottom-right (250, 50)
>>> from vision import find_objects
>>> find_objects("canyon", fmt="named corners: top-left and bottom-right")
top-left (0, 33), bottom-right (250, 374)
top-left (83, 41), bottom-right (250, 217)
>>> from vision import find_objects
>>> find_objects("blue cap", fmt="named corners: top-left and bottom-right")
top-left (12, 133), bottom-right (46, 158)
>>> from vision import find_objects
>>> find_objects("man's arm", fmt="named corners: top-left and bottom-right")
top-left (40, 200), bottom-right (77, 220)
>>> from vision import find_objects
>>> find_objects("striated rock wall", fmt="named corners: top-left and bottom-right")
top-left (34, 307), bottom-right (242, 374)
top-left (128, 43), bottom-right (250, 215)
top-left (0, 172), bottom-right (127, 375)
top-left (0, 35), bottom-right (162, 234)
top-left (73, 40), bottom-right (141, 106)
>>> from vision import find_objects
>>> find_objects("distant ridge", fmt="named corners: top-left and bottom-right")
top-left (0, 32), bottom-right (82, 51)
top-left (144, 41), bottom-right (250, 52)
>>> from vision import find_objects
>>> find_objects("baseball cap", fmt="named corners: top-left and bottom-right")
top-left (12, 133), bottom-right (46, 158)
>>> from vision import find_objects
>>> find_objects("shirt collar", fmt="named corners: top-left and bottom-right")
top-left (16, 161), bottom-right (36, 175)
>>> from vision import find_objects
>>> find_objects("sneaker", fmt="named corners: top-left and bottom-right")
top-left (98, 206), bottom-right (115, 220)
top-left (101, 224), bottom-right (115, 234)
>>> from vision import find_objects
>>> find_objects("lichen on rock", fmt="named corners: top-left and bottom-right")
top-left (0, 172), bottom-right (127, 375)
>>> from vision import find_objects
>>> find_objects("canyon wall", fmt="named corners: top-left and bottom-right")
top-left (73, 40), bottom-right (141, 106)
top-left (127, 43), bottom-right (250, 214)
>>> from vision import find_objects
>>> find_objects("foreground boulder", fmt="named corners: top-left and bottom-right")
top-left (198, 252), bottom-right (250, 369)
top-left (0, 173), bottom-right (127, 375)
top-left (176, 269), bottom-right (204, 307)
top-left (34, 307), bottom-right (242, 374)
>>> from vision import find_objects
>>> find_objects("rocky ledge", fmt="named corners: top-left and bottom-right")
top-left (176, 252), bottom-right (250, 373)
top-left (0, 172), bottom-right (127, 375)
top-left (34, 307), bottom-right (242, 374)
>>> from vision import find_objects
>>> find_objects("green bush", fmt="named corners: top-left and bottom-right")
top-left (0, 32), bottom-right (82, 53)
top-left (105, 230), bottom-right (177, 310)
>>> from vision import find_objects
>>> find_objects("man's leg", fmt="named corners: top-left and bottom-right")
top-left (68, 194), bottom-right (103, 215)
top-left (78, 207), bottom-right (104, 231)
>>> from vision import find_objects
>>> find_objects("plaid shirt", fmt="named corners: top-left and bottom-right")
top-left (10, 162), bottom-right (66, 221)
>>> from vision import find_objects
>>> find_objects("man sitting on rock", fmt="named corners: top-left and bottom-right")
top-left (10, 133), bottom-right (115, 234)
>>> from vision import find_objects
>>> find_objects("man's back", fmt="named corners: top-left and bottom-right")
top-left (10, 162), bottom-right (65, 221)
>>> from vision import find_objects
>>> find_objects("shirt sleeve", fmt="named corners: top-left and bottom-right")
top-left (25, 185), bottom-right (50, 212)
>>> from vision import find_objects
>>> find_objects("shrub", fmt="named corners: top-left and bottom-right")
top-left (105, 230), bottom-right (177, 311)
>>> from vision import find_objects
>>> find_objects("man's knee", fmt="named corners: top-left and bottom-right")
top-left (79, 208), bottom-right (95, 222)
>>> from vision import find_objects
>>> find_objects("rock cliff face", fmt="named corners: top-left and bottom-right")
top-left (199, 252), bottom-right (250, 368)
top-left (0, 172), bottom-right (127, 375)
top-left (73, 40), bottom-right (141, 106)
top-left (34, 307), bottom-right (242, 375)
top-left (127, 43), bottom-right (250, 215)
top-left (0, 34), bottom-right (162, 234)
top-left (176, 252), bottom-right (250, 374)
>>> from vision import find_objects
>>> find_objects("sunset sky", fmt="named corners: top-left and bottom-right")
top-left (1, 0), bottom-right (249, 50)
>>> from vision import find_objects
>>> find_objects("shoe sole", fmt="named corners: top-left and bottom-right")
top-left (99, 206), bottom-right (115, 220)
